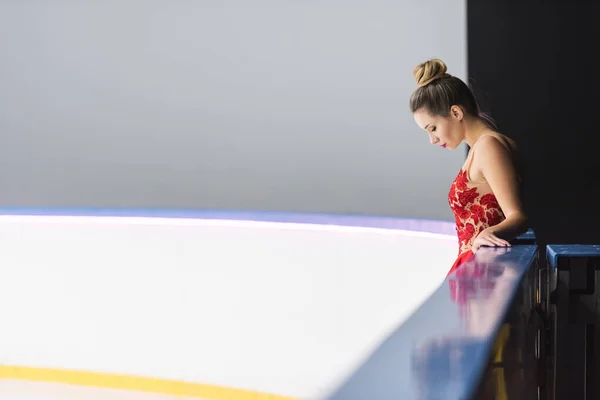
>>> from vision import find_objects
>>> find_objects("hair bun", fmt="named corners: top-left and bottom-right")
top-left (414, 58), bottom-right (448, 87)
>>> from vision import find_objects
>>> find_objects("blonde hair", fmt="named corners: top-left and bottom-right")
top-left (413, 58), bottom-right (449, 87)
top-left (409, 58), bottom-right (497, 129)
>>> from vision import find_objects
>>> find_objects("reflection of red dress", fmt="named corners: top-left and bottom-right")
top-left (446, 134), bottom-right (516, 276)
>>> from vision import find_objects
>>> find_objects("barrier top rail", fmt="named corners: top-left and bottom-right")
top-left (324, 244), bottom-right (538, 400)
top-left (546, 244), bottom-right (600, 267)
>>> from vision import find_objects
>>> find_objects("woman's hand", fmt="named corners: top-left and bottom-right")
top-left (472, 228), bottom-right (511, 253)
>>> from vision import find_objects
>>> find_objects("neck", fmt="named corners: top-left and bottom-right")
top-left (463, 117), bottom-right (493, 148)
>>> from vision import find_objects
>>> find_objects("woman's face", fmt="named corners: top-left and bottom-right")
top-left (413, 107), bottom-right (464, 150)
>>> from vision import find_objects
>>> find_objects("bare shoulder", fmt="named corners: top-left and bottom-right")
top-left (476, 133), bottom-right (517, 160)
top-left (471, 133), bottom-right (518, 180)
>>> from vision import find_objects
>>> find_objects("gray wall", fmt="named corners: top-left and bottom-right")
top-left (0, 1), bottom-right (466, 221)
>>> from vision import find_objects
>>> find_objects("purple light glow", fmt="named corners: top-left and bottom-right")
top-left (0, 215), bottom-right (457, 240)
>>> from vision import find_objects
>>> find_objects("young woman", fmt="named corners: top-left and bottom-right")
top-left (409, 58), bottom-right (528, 275)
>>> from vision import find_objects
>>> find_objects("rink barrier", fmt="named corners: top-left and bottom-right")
top-left (544, 244), bottom-right (600, 399)
top-left (324, 243), bottom-right (540, 400)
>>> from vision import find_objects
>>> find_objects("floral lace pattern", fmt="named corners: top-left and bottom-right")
top-left (448, 169), bottom-right (505, 255)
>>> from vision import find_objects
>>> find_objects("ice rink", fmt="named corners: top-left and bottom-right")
top-left (0, 213), bottom-right (458, 399)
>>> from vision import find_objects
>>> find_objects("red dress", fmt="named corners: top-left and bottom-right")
top-left (446, 133), bottom-right (518, 276)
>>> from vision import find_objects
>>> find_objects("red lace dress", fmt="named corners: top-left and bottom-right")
top-left (446, 134), bottom-right (517, 276)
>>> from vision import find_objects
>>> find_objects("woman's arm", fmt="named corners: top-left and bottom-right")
top-left (472, 136), bottom-right (529, 250)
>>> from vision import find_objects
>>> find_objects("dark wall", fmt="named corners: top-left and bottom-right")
top-left (467, 1), bottom-right (600, 247)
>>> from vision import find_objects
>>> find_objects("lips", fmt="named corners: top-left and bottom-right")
top-left (440, 144), bottom-right (447, 148)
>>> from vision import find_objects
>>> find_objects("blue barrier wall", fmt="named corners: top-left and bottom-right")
top-left (546, 245), bottom-right (600, 399)
top-left (325, 245), bottom-right (539, 400)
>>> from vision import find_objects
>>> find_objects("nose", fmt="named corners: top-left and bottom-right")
top-left (429, 133), bottom-right (438, 145)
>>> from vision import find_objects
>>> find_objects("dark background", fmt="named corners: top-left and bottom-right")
top-left (467, 1), bottom-right (600, 249)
